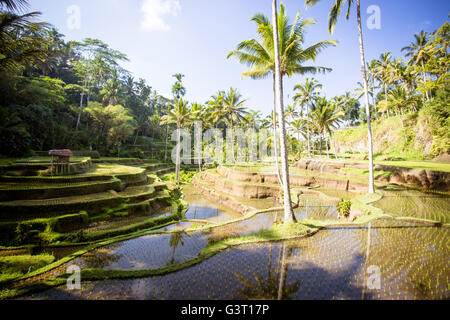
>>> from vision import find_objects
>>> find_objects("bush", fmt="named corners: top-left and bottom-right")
top-left (338, 199), bottom-right (352, 218)
top-left (162, 170), bottom-right (198, 184)
top-left (421, 87), bottom-right (450, 157)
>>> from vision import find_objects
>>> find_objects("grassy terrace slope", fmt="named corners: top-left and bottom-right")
top-left (0, 158), bottom-right (182, 249)
top-left (333, 114), bottom-right (444, 161)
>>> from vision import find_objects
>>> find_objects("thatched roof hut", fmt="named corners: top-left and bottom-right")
top-left (49, 150), bottom-right (73, 157)
top-left (49, 150), bottom-right (73, 175)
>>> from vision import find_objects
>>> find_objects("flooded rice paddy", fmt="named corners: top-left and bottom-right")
top-left (20, 187), bottom-right (450, 300)
top-left (374, 188), bottom-right (450, 223)
top-left (295, 194), bottom-right (339, 221)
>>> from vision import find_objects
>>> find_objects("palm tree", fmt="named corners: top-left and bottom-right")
top-left (0, 11), bottom-right (48, 72)
top-left (228, 3), bottom-right (336, 188)
top-left (272, 0), bottom-right (294, 223)
top-left (306, 0), bottom-right (375, 194)
top-left (293, 78), bottom-right (322, 157)
top-left (310, 97), bottom-right (344, 157)
top-left (100, 70), bottom-right (123, 106)
top-left (221, 87), bottom-right (249, 128)
top-left (402, 31), bottom-right (431, 100)
top-left (374, 52), bottom-right (393, 117)
top-left (244, 109), bottom-right (263, 129)
top-left (384, 87), bottom-right (419, 130)
top-left (191, 102), bottom-right (204, 171)
top-left (290, 118), bottom-right (307, 144)
top-left (172, 73), bottom-right (186, 99)
top-left (160, 98), bottom-right (193, 188)
top-left (161, 74), bottom-right (186, 162)
top-left (205, 90), bottom-right (226, 128)
top-left (0, 0), bottom-right (29, 12)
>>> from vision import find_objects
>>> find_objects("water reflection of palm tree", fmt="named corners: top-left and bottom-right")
top-left (234, 242), bottom-right (300, 300)
top-left (168, 231), bottom-right (190, 265)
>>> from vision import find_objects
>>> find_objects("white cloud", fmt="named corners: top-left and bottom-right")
top-left (141, 0), bottom-right (181, 32)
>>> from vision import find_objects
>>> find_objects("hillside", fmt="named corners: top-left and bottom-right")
top-left (333, 112), bottom-right (448, 161)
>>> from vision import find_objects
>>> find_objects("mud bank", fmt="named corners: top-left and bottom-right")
top-left (297, 159), bottom-right (450, 191)
top-left (217, 166), bottom-right (368, 192)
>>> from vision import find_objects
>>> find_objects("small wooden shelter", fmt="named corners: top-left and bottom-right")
top-left (49, 149), bottom-right (73, 175)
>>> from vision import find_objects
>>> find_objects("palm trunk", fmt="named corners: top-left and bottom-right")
top-left (384, 84), bottom-right (389, 118)
top-left (272, 74), bottom-right (283, 185)
top-left (76, 75), bottom-right (88, 131)
top-left (333, 137), bottom-right (338, 159)
top-left (421, 61), bottom-right (430, 101)
top-left (319, 134), bottom-right (323, 157)
top-left (326, 136), bottom-right (331, 159)
top-left (272, 0), bottom-right (295, 223)
top-left (176, 124), bottom-right (181, 188)
top-left (306, 104), bottom-right (311, 158)
top-left (357, 0), bottom-right (375, 194)
top-left (164, 125), bottom-right (169, 162)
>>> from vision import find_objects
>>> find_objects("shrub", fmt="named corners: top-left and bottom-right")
top-left (338, 199), bottom-right (352, 218)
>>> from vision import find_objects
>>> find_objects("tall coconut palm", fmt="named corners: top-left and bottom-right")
top-left (401, 31), bottom-right (431, 100)
top-left (160, 98), bottom-right (193, 188)
top-left (355, 81), bottom-right (375, 117)
top-left (221, 87), bottom-right (249, 128)
top-left (306, 0), bottom-right (375, 194)
top-left (205, 91), bottom-right (226, 128)
top-left (385, 87), bottom-right (419, 128)
top-left (228, 3), bottom-right (336, 187)
top-left (290, 118), bottom-right (307, 143)
top-left (366, 59), bottom-right (380, 107)
top-left (293, 78), bottom-right (322, 157)
top-left (163, 74), bottom-right (186, 162)
top-left (245, 109), bottom-right (263, 129)
top-left (310, 97), bottom-right (344, 157)
top-left (272, 0), bottom-right (295, 223)
top-left (191, 102), bottom-right (204, 172)
top-left (374, 52), bottom-right (393, 117)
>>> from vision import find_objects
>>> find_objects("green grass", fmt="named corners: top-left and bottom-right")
top-left (324, 158), bottom-right (450, 173)
top-left (0, 254), bottom-right (55, 283)
top-left (16, 157), bottom-right (90, 163)
top-left (340, 168), bottom-right (395, 179)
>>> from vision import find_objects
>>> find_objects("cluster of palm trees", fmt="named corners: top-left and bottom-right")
top-left (161, 75), bottom-right (254, 187)
top-left (362, 28), bottom-right (447, 120)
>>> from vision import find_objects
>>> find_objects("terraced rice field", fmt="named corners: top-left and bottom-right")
top-left (373, 188), bottom-right (450, 223)
top-left (182, 186), bottom-right (243, 223)
top-left (81, 208), bottom-right (173, 234)
top-left (24, 221), bottom-right (449, 300)
top-left (316, 188), bottom-right (362, 200)
top-left (11, 180), bottom-right (449, 300)
top-left (68, 231), bottom-right (209, 271)
top-left (295, 194), bottom-right (339, 221)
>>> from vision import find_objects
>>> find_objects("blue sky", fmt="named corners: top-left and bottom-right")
top-left (29, 0), bottom-right (449, 115)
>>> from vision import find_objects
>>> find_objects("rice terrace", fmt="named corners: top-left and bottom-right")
top-left (0, 0), bottom-right (449, 304)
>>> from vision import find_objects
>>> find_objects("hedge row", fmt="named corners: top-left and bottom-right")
top-left (82, 197), bottom-right (185, 242)
top-left (0, 179), bottom-right (123, 202)
top-left (0, 196), bottom-right (124, 219)
top-left (0, 212), bottom-right (89, 246)
top-left (92, 158), bottom-right (144, 165)
top-left (0, 174), bottom-right (112, 184)
top-left (116, 171), bottom-right (148, 188)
